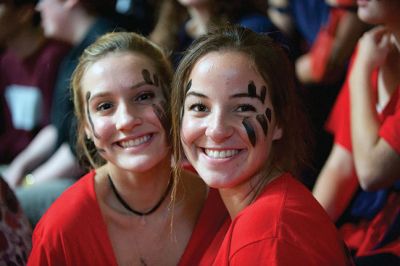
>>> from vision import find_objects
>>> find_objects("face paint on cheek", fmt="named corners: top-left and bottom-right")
top-left (85, 92), bottom-right (100, 139)
top-left (256, 114), bottom-right (268, 136)
top-left (97, 148), bottom-right (106, 153)
top-left (152, 102), bottom-right (170, 134)
top-left (242, 118), bottom-right (256, 147)
top-left (265, 108), bottom-right (272, 123)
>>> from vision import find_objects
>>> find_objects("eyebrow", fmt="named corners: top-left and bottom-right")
top-left (185, 91), bottom-right (208, 98)
top-left (88, 81), bottom-right (153, 103)
top-left (130, 81), bottom-right (150, 90)
top-left (230, 93), bottom-right (254, 99)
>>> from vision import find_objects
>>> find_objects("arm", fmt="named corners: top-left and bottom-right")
top-left (296, 9), bottom-right (367, 84)
top-left (312, 144), bottom-right (359, 222)
top-left (267, 0), bottom-right (295, 37)
top-left (4, 124), bottom-right (57, 188)
top-left (30, 142), bottom-right (82, 184)
top-left (349, 27), bottom-right (400, 191)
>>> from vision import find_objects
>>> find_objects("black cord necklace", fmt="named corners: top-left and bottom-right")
top-left (108, 174), bottom-right (173, 216)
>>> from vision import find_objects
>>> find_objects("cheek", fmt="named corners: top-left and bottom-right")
top-left (180, 115), bottom-right (202, 145)
top-left (90, 117), bottom-right (114, 140)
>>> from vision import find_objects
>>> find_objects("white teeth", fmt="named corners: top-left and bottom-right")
top-left (120, 135), bottom-right (151, 148)
top-left (205, 149), bottom-right (239, 159)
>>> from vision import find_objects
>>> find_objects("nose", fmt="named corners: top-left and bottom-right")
top-left (115, 104), bottom-right (141, 131)
top-left (205, 110), bottom-right (234, 143)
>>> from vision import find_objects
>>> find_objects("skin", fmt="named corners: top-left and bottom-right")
top-left (36, 0), bottom-right (70, 40)
top-left (181, 50), bottom-right (282, 218)
top-left (81, 51), bottom-right (206, 265)
top-left (313, 0), bottom-right (400, 221)
top-left (82, 53), bottom-right (170, 173)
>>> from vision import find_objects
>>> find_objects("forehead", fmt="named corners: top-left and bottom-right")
top-left (188, 51), bottom-right (265, 94)
top-left (81, 51), bottom-right (156, 93)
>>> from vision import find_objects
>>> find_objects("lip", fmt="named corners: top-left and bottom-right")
top-left (114, 133), bottom-right (154, 149)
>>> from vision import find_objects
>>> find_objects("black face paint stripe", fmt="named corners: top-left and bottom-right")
top-left (242, 118), bottom-right (256, 147)
top-left (152, 102), bottom-right (170, 134)
top-left (248, 81), bottom-right (257, 98)
top-left (232, 81), bottom-right (265, 104)
top-left (142, 69), bottom-right (153, 84)
top-left (180, 107), bottom-right (184, 122)
top-left (85, 92), bottom-right (100, 139)
top-left (260, 86), bottom-right (267, 104)
top-left (185, 80), bottom-right (192, 95)
top-left (265, 108), bottom-right (272, 123)
top-left (256, 114), bottom-right (268, 136)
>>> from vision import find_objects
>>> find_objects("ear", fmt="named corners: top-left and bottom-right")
top-left (272, 126), bottom-right (283, 141)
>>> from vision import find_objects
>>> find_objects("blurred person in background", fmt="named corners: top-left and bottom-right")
top-left (268, 0), bottom-right (369, 187)
top-left (313, 0), bottom-right (400, 264)
top-left (150, 0), bottom-right (278, 66)
top-left (4, 0), bottom-right (119, 227)
top-left (0, 0), bottom-right (69, 165)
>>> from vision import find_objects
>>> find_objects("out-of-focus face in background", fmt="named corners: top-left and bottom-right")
top-left (36, 0), bottom-right (69, 40)
top-left (357, 0), bottom-right (400, 25)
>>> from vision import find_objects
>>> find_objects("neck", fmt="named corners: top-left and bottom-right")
top-left (7, 26), bottom-right (45, 59)
top-left (66, 10), bottom-right (96, 44)
top-left (186, 5), bottom-right (211, 38)
top-left (107, 156), bottom-right (173, 216)
top-left (219, 169), bottom-right (282, 219)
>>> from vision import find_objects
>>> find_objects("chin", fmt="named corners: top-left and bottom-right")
top-left (198, 172), bottom-right (235, 189)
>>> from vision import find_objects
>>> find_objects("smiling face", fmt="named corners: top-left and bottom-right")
top-left (81, 51), bottom-right (170, 172)
top-left (181, 51), bottom-right (282, 189)
top-left (36, 0), bottom-right (69, 40)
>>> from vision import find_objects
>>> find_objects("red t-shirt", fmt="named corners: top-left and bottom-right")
top-left (28, 171), bottom-right (229, 265)
top-left (212, 173), bottom-right (351, 265)
top-left (326, 50), bottom-right (400, 256)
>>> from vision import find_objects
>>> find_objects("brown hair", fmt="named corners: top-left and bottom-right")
top-left (71, 31), bottom-right (173, 170)
top-left (171, 25), bottom-right (311, 179)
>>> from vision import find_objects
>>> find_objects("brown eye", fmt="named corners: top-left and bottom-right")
top-left (236, 104), bottom-right (256, 112)
top-left (135, 91), bottom-right (155, 102)
top-left (96, 102), bottom-right (113, 111)
top-left (189, 103), bottom-right (208, 112)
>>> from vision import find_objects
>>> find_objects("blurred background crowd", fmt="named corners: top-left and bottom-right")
top-left (0, 0), bottom-right (399, 265)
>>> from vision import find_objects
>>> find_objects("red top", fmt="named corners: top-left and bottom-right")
top-left (326, 49), bottom-right (400, 256)
top-left (213, 173), bottom-right (351, 265)
top-left (28, 171), bottom-right (229, 265)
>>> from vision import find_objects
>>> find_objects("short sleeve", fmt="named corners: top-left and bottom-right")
top-left (326, 77), bottom-right (353, 152)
